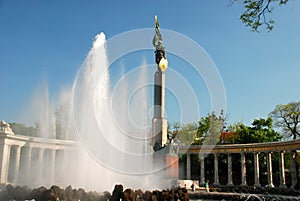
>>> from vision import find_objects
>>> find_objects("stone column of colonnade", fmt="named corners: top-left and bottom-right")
top-left (49, 149), bottom-right (56, 184)
top-left (35, 148), bottom-right (45, 184)
top-left (227, 153), bottom-right (233, 186)
top-left (0, 143), bottom-right (11, 183)
top-left (290, 150), bottom-right (297, 189)
top-left (10, 145), bottom-right (21, 184)
top-left (241, 152), bottom-right (247, 186)
top-left (23, 146), bottom-right (32, 184)
top-left (266, 152), bottom-right (274, 187)
top-left (253, 152), bottom-right (260, 187)
top-left (200, 154), bottom-right (205, 186)
top-left (186, 154), bottom-right (191, 180)
top-left (279, 151), bottom-right (287, 188)
top-left (54, 148), bottom-right (71, 185)
top-left (213, 153), bottom-right (219, 186)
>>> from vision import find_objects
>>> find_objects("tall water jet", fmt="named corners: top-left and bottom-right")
top-left (18, 78), bottom-right (56, 139)
top-left (72, 32), bottom-right (166, 190)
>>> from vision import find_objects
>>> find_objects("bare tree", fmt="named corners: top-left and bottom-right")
top-left (269, 101), bottom-right (300, 140)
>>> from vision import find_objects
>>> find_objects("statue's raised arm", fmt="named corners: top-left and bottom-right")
top-left (152, 15), bottom-right (168, 71)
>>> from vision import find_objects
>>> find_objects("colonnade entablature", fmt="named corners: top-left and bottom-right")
top-left (179, 140), bottom-right (300, 154)
top-left (0, 131), bottom-right (76, 150)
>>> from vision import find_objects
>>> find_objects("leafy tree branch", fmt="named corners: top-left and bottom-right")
top-left (232, 0), bottom-right (289, 32)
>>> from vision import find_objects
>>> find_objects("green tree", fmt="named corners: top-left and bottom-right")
top-left (176, 122), bottom-right (198, 145)
top-left (232, 0), bottom-right (289, 32)
top-left (169, 111), bottom-right (226, 145)
top-left (197, 111), bottom-right (226, 145)
top-left (269, 101), bottom-right (300, 140)
top-left (10, 122), bottom-right (37, 137)
top-left (193, 116), bottom-right (210, 145)
top-left (231, 117), bottom-right (281, 144)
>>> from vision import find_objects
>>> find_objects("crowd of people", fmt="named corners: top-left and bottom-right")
top-left (0, 184), bottom-right (189, 201)
top-left (1, 183), bottom-right (299, 201)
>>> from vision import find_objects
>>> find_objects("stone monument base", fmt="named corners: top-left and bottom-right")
top-left (153, 144), bottom-right (179, 185)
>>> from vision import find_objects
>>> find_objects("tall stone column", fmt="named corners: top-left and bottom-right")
top-left (254, 152), bottom-right (260, 187)
top-left (186, 154), bottom-right (191, 180)
top-left (279, 151), bottom-right (286, 188)
top-left (266, 152), bottom-right (274, 187)
top-left (49, 149), bottom-right (56, 184)
top-left (213, 154), bottom-right (219, 186)
top-left (12, 145), bottom-right (21, 184)
top-left (241, 153), bottom-right (247, 186)
top-left (290, 150), bottom-right (297, 189)
top-left (227, 153), bottom-right (234, 186)
top-left (152, 71), bottom-right (168, 148)
top-left (0, 143), bottom-right (11, 183)
top-left (37, 148), bottom-right (44, 183)
top-left (200, 154), bottom-right (205, 186)
top-left (24, 146), bottom-right (32, 184)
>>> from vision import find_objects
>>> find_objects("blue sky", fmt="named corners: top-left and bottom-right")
top-left (0, 0), bottom-right (300, 126)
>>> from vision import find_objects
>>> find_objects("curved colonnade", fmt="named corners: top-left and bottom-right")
top-left (0, 129), bottom-right (77, 186)
top-left (179, 140), bottom-right (300, 189)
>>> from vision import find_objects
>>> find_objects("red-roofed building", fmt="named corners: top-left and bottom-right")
top-left (221, 131), bottom-right (236, 144)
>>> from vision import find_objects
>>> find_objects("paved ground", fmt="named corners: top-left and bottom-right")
top-left (188, 190), bottom-right (300, 200)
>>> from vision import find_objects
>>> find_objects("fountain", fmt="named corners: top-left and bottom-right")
top-left (71, 31), bottom-right (164, 190)
top-left (12, 22), bottom-right (172, 191)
